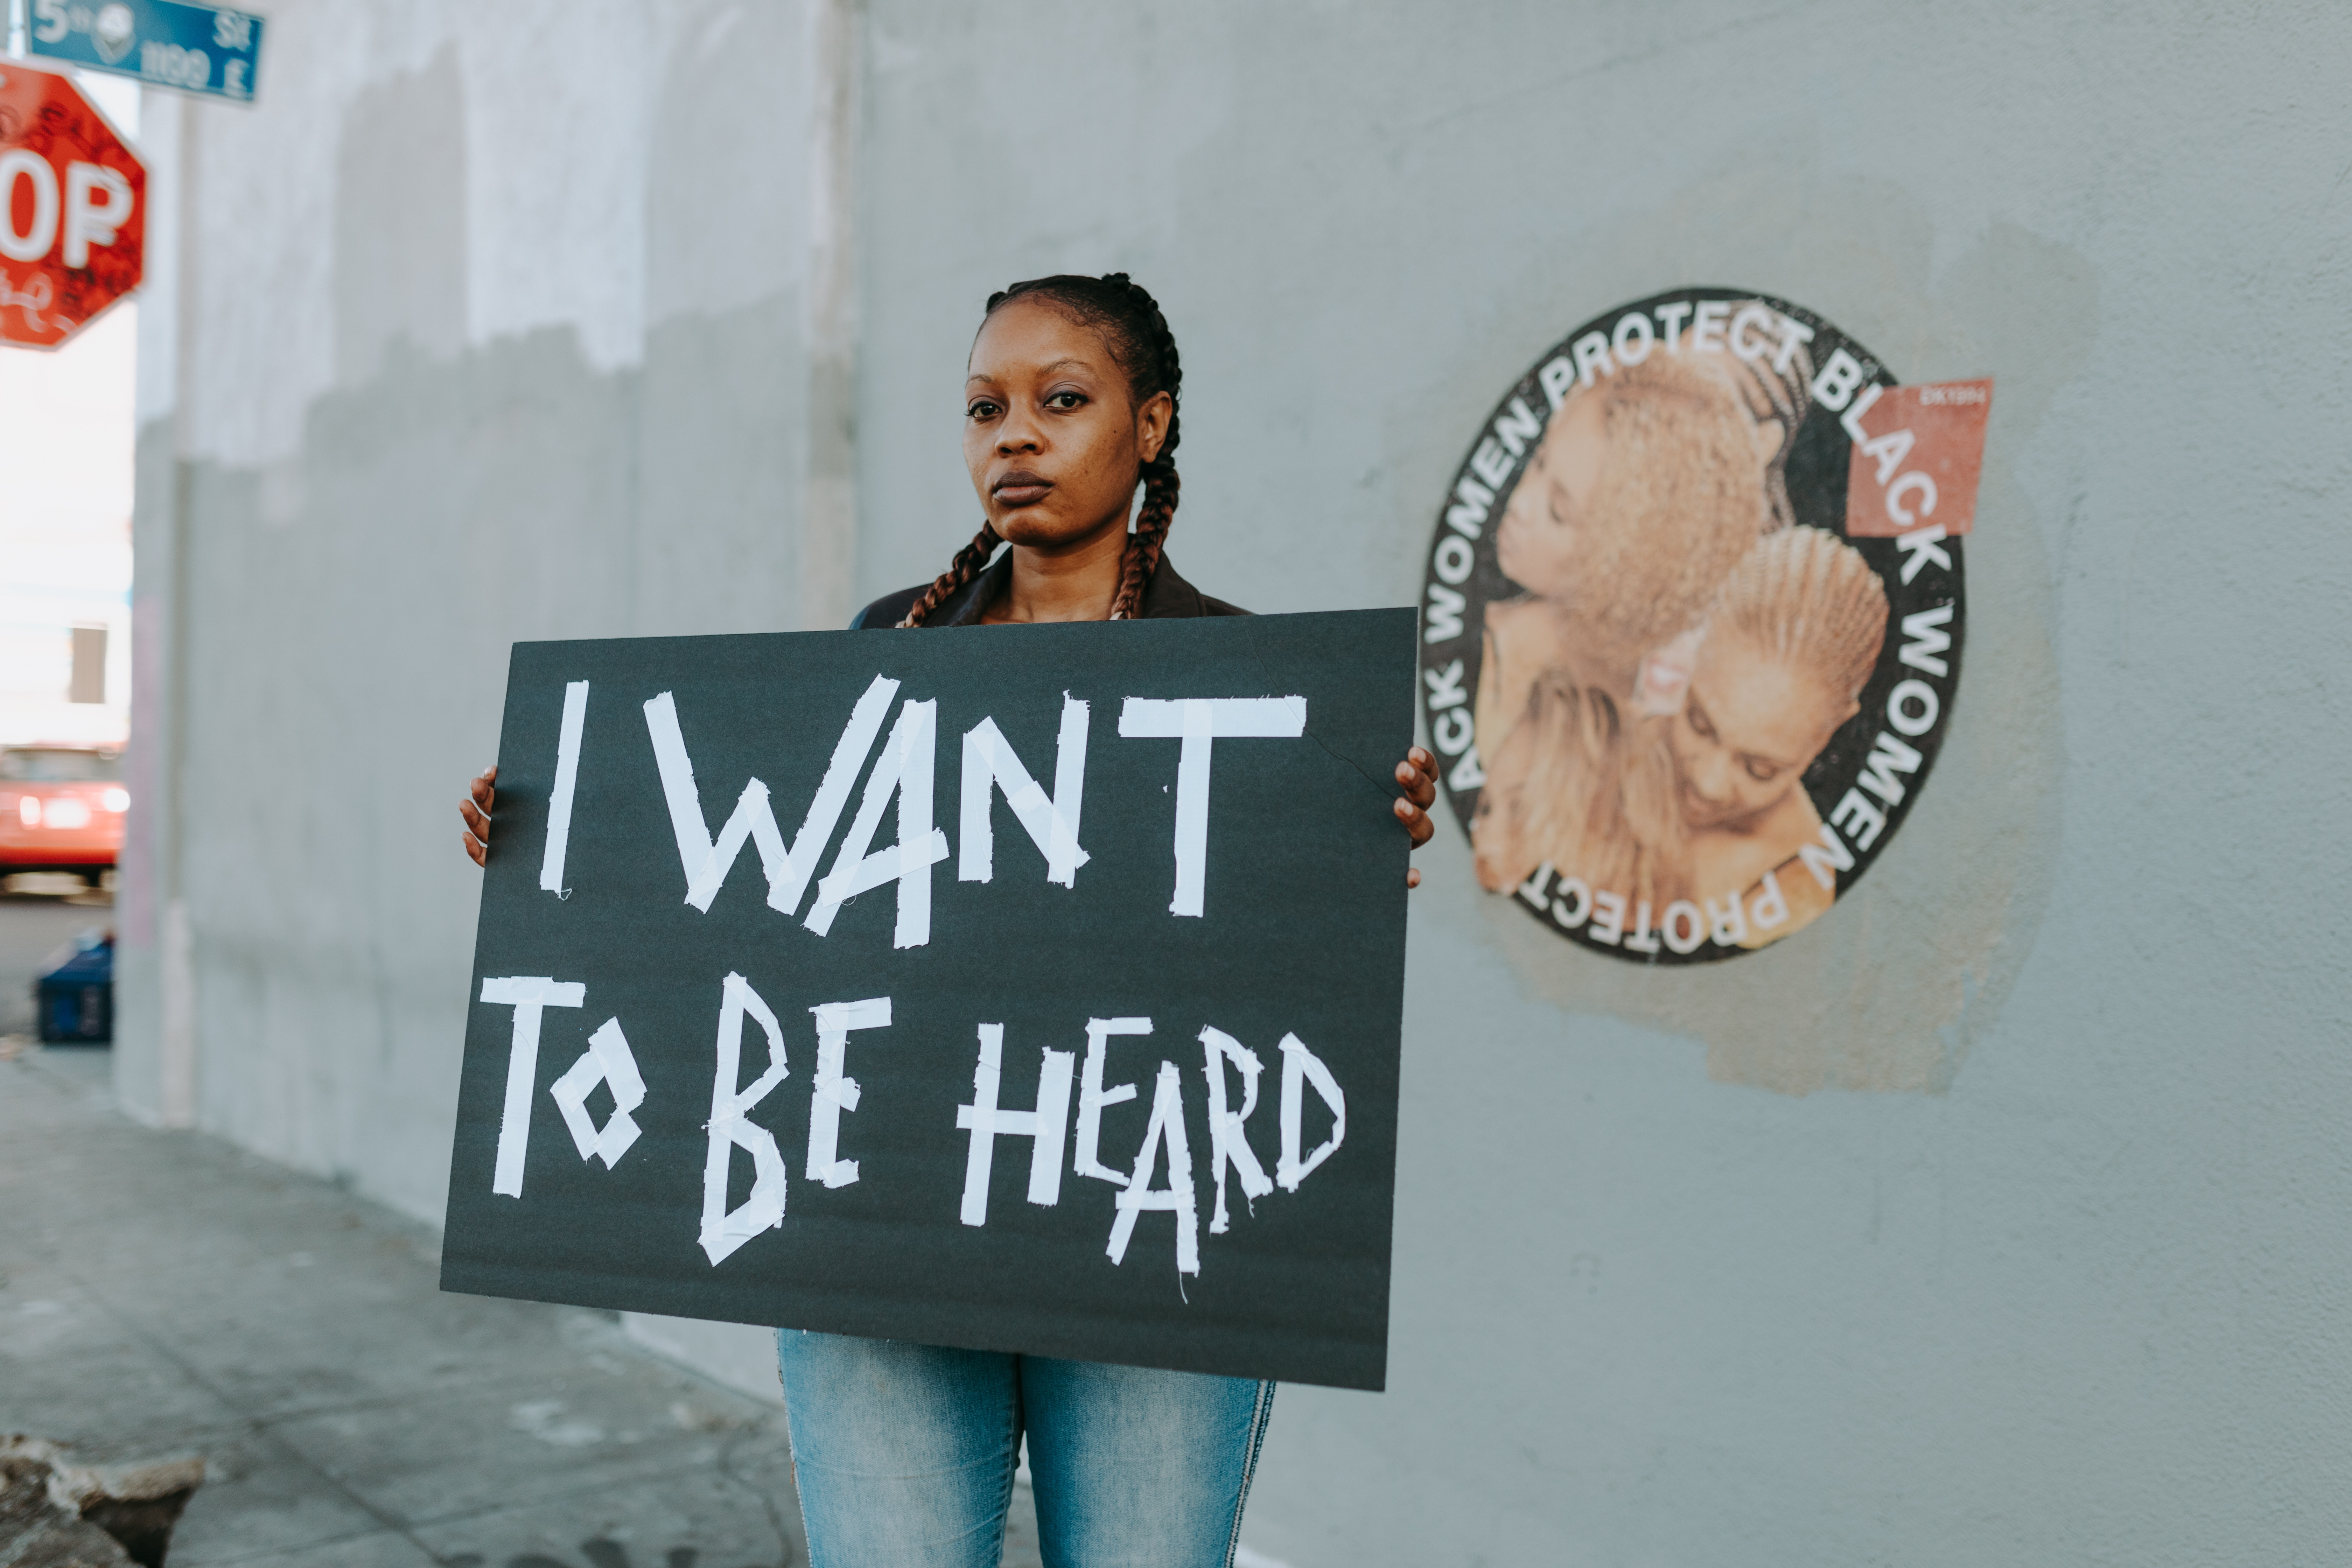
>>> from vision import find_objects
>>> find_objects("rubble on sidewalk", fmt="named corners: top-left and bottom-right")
top-left (0, 1437), bottom-right (204, 1568)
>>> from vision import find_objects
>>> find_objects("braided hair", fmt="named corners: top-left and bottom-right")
top-left (1711, 525), bottom-right (1889, 710)
top-left (898, 272), bottom-right (1183, 627)
top-left (1717, 299), bottom-right (1814, 533)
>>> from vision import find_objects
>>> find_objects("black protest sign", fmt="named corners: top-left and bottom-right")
top-left (440, 610), bottom-right (1415, 1392)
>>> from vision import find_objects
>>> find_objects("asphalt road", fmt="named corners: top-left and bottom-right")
top-left (0, 890), bottom-right (111, 1039)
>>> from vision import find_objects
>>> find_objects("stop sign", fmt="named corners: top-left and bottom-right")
top-left (0, 62), bottom-right (145, 351)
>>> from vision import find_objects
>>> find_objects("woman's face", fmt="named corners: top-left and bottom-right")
top-left (1494, 390), bottom-right (1606, 597)
top-left (1666, 628), bottom-right (1855, 832)
top-left (964, 299), bottom-right (1170, 551)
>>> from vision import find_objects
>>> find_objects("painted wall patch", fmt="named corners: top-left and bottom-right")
top-left (1419, 289), bottom-right (1986, 962)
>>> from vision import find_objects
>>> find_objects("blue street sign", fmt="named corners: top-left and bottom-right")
top-left (26, 0), bottom-right (265, 104)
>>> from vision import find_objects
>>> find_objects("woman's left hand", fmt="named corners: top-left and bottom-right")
top-left (1393, 746), bottom-right (1438, 888)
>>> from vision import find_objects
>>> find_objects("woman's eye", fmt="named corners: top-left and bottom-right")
top-left (1742, 757), bottom-right (1779, 783)
top-left (966, 400), bottom-right (1000, 421)
top-left (1045, 391), bottom-right (1085, 410)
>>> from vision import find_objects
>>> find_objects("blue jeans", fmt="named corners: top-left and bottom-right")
top-left (776, 1329), bottom-right (1276, 1567)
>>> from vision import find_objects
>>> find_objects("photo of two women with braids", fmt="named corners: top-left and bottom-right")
top-left (1418, 289), bottom-right (1977, 965)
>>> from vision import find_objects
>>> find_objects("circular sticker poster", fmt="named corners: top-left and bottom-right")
top-left (1419, 288), bottom-right (1983, 964)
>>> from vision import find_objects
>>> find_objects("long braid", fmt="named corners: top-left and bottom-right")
top-left (1101, 274), bottom-right (1182, 620)
top-left (1112, 463), bottom-right (1178, 620)
top-left (895, 521), bottom-right (1003, 629)
top-left (899, 271), bottom-right (1183, 627)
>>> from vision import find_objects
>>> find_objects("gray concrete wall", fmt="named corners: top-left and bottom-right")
top-left (117, 2), bottom-right (2352, 1563)
top-left (118, 1), bottom-right (833, 1209)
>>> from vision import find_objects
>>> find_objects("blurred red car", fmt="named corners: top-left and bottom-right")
top-left (0, 746), bottom-right (127, 884)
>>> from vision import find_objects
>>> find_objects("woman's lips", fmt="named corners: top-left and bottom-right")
top-left (992, 470), bottom-right (1053, 507)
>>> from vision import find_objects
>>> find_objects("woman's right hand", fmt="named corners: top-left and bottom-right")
top-left (460, 765), bottom-right (497, 867)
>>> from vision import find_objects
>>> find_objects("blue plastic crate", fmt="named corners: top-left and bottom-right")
top-left (36, 931), bottom-right (113, 1044)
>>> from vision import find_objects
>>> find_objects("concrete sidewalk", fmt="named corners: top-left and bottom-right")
top-left (0, 1048), bottom-right (810, 1568)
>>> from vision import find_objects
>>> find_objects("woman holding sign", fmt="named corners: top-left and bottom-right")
top-left (462, 273), bottom-right (1438, 1566)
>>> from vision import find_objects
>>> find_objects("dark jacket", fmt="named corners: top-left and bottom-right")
top-left (851, 551), bottom-right (1247, 629)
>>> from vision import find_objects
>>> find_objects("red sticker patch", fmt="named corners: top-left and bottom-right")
top-left (1842, 379), bottom-right (1992, 538)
